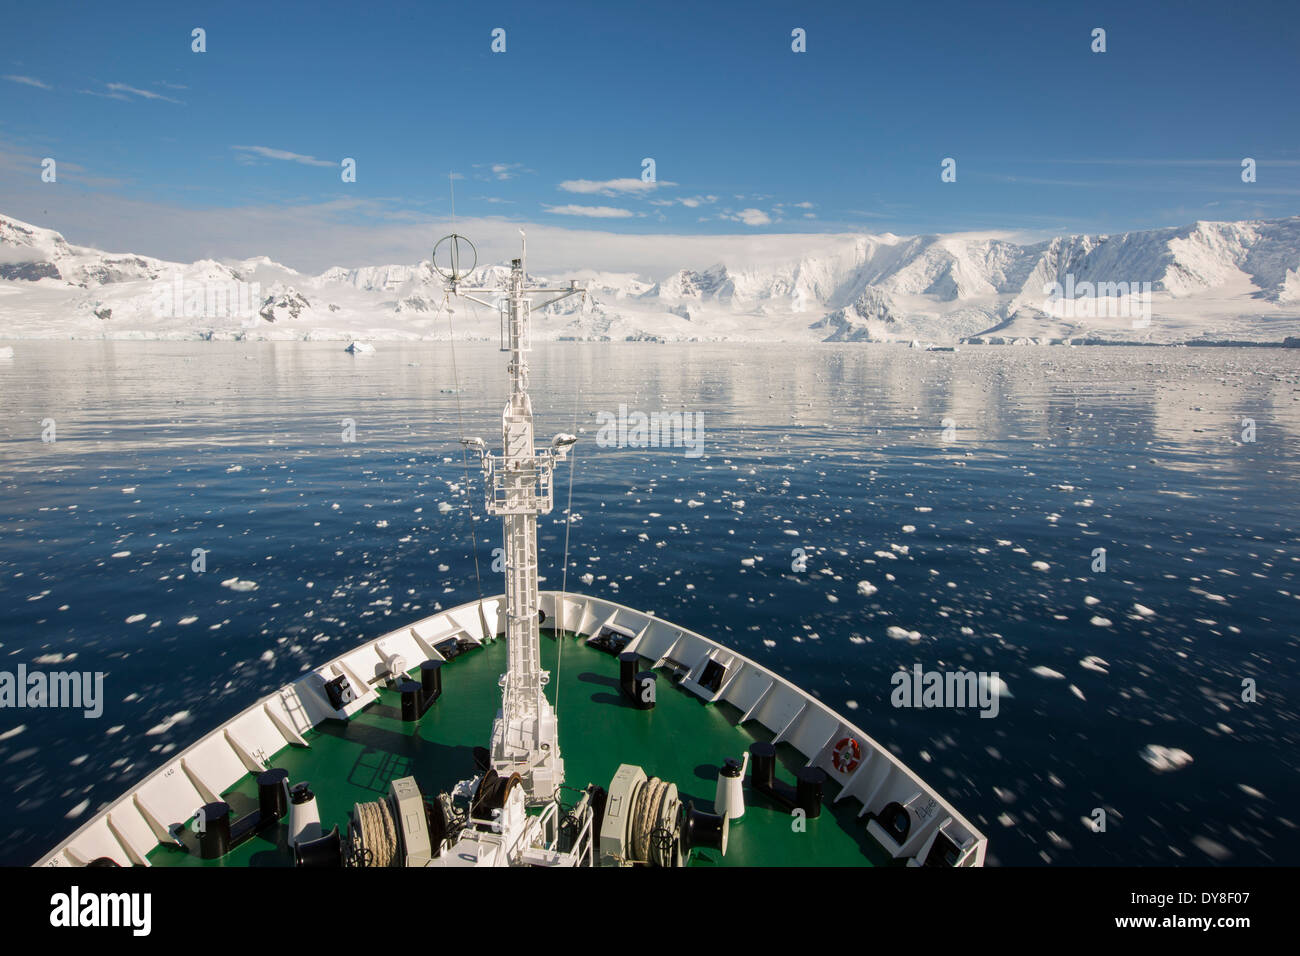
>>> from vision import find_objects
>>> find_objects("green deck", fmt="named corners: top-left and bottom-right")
top-left (148, 632), bottom-right (894, 867)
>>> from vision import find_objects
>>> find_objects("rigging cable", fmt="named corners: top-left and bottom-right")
top-left (436, 171), bottom-right (487, 619)
top-left (553, 341), bottom-right (583, 720)
top-left (442, 291), bottom-right (487, 613)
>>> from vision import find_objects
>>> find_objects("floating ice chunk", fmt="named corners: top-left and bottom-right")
top-left (1030, 666), bottom-right (1065, 679)
top-left (1089, 615), bottom-right (1112, 627)
top-left (437, 502), bottom-right (452, 513)
top-left (65, 799), bottom-right (90, 819)
top-left (112, 551), bottom-right (131, 559)
top-left (1140, 744), bottom-right (1193, 772)
top-left (1031, 561), bottom-right (1050, 571)
top-left (1080, 656), bottom-right (1109, 673)
top-left (178, 616), bottom-right (198, 625)
top-left (886, 625), bottom-right (921, 642)
top-left (226, 465), bottom-right (243, 473)
top-left (0, 725), bottom-right (25, 741)
top-left (33, 652), bottom-right (76, 664)
top-left (1069, 684), bottom-right (1085, 700)
top-left (1133, 603), bottom-right (1155, 617)
top-left (1191, 836), bottom-right (1232, 861)
top-left (125, 613), bottom-right (146, 624)
top-left (145, 710), bottom-right (192, 736)
top-left (740, 558), bottom-right (755, 567)
top-left (857, 580), bottom-right (878, 597)
top-left (1084, 596), bottom-right (1099, 606)
top-left (901, 525), bottom-right (916, 533)
top-left (221, 578), bottom-right (258, 592)
top-left (687, 500), bottom-right (703, 508)
top-left (580, 573), bottom-right (594, 585)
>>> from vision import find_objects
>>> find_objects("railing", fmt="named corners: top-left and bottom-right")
top-left (482, 455), bottom-right (555, 515)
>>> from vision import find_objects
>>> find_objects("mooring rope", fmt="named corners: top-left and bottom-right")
top-left (350, 797), bottom-right (399, 867)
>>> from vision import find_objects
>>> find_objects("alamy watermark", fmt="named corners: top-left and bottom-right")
top-left (595, 403), bottom-right (704, 458)
top-left (891, 664), bottom-right (1001, 718)
top-left (1041, 274), bottom-right (1152, 328)
top-left (1, 665), bottom-right (105, 718)
top-left (152, 274), bottom-right (261, 323)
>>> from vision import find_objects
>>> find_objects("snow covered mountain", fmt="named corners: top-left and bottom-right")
top-left (2, 211), bottom-right (1298, 345)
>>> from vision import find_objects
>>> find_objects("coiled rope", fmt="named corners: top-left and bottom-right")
top-left (350, 797), bottom-right (400, 868)
top-left (630, 777), bottom-right (673, 866)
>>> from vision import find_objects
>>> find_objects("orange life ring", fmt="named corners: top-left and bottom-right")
top-left (831, 736), bottom-right (861, 773)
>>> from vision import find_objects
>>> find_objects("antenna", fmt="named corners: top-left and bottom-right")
top-left (432, 233), bottom-right (476, 286)
top-left (428, 230), bottom-right (586, 805)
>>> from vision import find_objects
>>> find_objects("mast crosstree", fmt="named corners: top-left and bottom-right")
top-left (439, 233), bottom-right (583, 804)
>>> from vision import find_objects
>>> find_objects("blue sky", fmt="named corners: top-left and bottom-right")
top-left (1, 0), bottom-right (1298, 272)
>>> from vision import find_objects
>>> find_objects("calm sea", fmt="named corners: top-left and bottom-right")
top-left (1, 340), bottom-right (1297, 866)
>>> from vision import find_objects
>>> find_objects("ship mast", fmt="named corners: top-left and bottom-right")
top-left (437, 232), bottom-right (582, 804)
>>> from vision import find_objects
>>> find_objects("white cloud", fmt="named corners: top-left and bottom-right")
top-left (231, 145), bottom-right (335, 168)
top-left (542, 204), bottom-right (636, 219)
top-left (3, 75), bottom-right (51, 90)
top-left (727, 208), bottom-right (772, 226)
top-left (105, 82), bottom-right (182, 103)
top-left (78, 82), bottom-right (183, 103)
top-left (648, 194), bottom-right (716, 209)
top-left (558, 178), bottom-right (676, 196)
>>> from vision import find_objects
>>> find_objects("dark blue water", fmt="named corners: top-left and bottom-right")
top-left (1, 341), bottom-right (1297, 866)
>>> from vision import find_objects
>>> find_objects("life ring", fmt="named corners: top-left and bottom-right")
top-left (831, 736), bottom-right (861, 773)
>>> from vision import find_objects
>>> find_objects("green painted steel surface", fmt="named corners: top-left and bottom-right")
top-left (148, 632), bottom-right (893, 867)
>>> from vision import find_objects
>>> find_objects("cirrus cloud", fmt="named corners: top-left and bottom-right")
top-left (542, 203), bottom-right (636, 219)
top-left (3, 75), bottom-right (51, 90)
top-left (231, 145), bottom-right (335, 168)
top-left (558, 177), bottom-right (677, 196)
